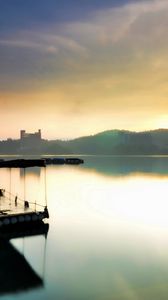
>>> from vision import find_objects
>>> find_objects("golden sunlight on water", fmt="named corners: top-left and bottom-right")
top-left (0, 156), bottom-right (168, 300)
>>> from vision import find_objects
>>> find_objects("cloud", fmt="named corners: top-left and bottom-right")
top-left (1, 0), bottom-right (167, 77)
top-left (0, 31), bottom-right (87, 56)
top-left (0, 39), bottom-right (58, 54)
top-left (62, 0), bottom-right (168, 44)
top-left (0, 0), bottom-right (168, 135)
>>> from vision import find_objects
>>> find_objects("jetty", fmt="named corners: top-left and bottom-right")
top-left (0, 157), bottom-right (84, 168)
top-left (0, 189), bottom-right (49, 229)
top-left (43, 157), bottom-right (84, 165)
top-left (0, 190), bottom-right (49, 295)
top-left (0, 155), bottom-right (49, 296)
top-left (0, 158), bottom-right (49, 230)
top-left (0, 159), bottom-right (45, 168)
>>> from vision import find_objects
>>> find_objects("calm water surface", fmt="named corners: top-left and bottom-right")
top-left (0, 156), bottom-right (168, 300)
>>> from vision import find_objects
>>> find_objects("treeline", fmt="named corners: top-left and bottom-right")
top-left (0, 129), bottom-right (168, 155)
top-left (58, 129), bottom-right (168, 155)
top-left (0, 139), bottom-right (70, 154)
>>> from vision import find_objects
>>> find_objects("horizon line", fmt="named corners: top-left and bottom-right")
top-left (2, 127), bottom-right (168, 142)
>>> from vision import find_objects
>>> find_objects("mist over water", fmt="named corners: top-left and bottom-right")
top-left (0, 156), bottom-right (168, 300)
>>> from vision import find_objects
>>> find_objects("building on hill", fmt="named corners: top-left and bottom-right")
top-left (20, 130), bottom-right (42, 150)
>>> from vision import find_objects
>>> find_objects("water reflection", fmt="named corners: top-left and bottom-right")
top-left (0, 239), bottom-right (42, 295)
top-left (0, 156), bottom-right (168, 299)
top-left (83, 156), bottom-right (168, 177)
top-left (0, 222), bottom-right (48, 296)
top-left (20, 167), bottom-right (41, 178)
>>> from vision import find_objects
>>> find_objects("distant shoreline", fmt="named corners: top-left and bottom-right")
top-left (0, 129), bottom-right (168, 156)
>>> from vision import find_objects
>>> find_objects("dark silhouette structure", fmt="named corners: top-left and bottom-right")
top-left (20, 129), bottom-right (42, 141)
top-left (0, 222), bottom-right (49, 295)
top-left (20, 129), bottom-right (42, 150)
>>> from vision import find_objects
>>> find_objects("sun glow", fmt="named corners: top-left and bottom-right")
top-left (155, 115), bottom-right (168, 129)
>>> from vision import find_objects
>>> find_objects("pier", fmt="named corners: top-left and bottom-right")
top-left (43, 157), bottom-right (84, 165)
top-left (0, 189), bottom-right (49, 229)
top-left (0, 185), bottom-right (49, 295)
top-left (0, 159), bottom-right (46, 168)
top-left (0, 158), bottom-right (49, 232)
top-left (0, 157), bottom-right (84, 167)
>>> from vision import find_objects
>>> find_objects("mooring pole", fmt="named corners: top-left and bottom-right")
top-left (24, 168), bottom-right (26, 200)
top-left (24, 168), bottom-right (26, 209)
top-left (9, 168), bottom-right (11, 207)
top-left (44, 167), bottom-right (47, 208)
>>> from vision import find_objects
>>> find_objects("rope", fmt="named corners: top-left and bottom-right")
top-left (4, 190), bottom-right (46, 209)
top-left (2, 166), bottom-right (48, 210)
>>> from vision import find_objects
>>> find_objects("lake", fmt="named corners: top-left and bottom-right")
top-left (0, 155), bottom-right (168, 300)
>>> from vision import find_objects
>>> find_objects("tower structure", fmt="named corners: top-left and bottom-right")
top-left (20, 130), bottom-right (42, 150)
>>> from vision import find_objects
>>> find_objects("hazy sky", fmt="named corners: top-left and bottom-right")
top-left (0, 0), bottom-right (168, 139)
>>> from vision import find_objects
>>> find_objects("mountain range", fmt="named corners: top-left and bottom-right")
top-left (0, 129), bottom-right (168, 155)
top-left (57, 129), bottom-right (168, 155)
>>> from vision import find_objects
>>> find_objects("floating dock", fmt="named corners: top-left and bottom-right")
top-left (0, 158), bottom-right (84, 168)
top-left (0, 221), bottom-right (49, 240)
top-left (43, 157), bottom-right (84, 165)
top-left (0, 207), bottom-right (49, 228)
top-left (0, 159), bottom-right (46, 168)
top-left (0, 189), bottom-right (49, 229)
top-left (65, 157), bottom-right (84, 165)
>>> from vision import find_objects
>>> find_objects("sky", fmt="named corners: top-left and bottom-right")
top-left (0, 0), bottom-right (168, 140)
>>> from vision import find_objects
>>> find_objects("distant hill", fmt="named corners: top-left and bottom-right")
top-left (0, 129), bottom-right (168, 155)
top-left (57, 129), bottom-right (168, 155)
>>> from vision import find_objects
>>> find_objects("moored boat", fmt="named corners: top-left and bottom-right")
top-left (65, 157), bottom-right (84, 165)
top-left (43, 157), bottom-right (65, 165)
top-left (43, 157), bottom-right (84, 165)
